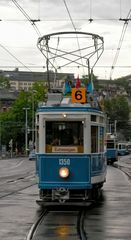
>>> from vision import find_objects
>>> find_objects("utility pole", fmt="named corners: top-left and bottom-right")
top-left (114, 120), bottom-right (117, 137)
top-left (23, 107), bottom-right (30, 156)
top-left (32, 93), bottom-right (34, 148)
top-left (32, 91), bottom-right (36, 149)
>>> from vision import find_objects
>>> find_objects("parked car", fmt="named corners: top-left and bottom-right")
top-left (29, 150), bottom-right (36, 160)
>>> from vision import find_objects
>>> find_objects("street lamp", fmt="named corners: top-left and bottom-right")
top-left (114, 120), bottom-right (117, 137)
top-left (23, 107), bottom-right (30, 156)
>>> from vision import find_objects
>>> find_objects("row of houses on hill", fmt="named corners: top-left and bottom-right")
top-left (0, 69), bottom-right (74, 111)
top-left (0, 69), bottom-right (131, 112)
top-left (0, 69), bottom-right (74, 91)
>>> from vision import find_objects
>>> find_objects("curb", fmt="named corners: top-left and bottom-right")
top-left (113, 162), bottom-right (131, 179)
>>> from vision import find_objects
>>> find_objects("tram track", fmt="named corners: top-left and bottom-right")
top-left (26, 205), bottom-right (93, 240)
top-left (26, 208), bottom-right (87, 240)
top-left (0, 170), bottom-right (35, 182)
top-left (0, 182), bottom-right (37, 199)
top-left (0, 172), bottom-right (36, 199)
top-left (26, 209), bottom-right (48, 240)
top-left (113, 160), bottom-right (131, 180)
top-left (77, 210), bottom-right (87, 240)
top-left (117, 165), bottom-right (131, 179)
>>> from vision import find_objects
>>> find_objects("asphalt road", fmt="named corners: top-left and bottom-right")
top-left (0, 157), bottom-right (38, 240)
top-left (0, 157), bottom-right (131, 240)
top-left (31, 165), bottom-right (131, 240)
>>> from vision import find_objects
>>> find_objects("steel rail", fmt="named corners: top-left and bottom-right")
top-left (77, 210), bottom-right (87, 240)
top-left (26, 209), bottom-right (48, 240)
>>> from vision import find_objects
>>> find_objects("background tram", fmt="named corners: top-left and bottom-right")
top-left (127, 142), bottom-right (131, 154)
top-left (35, 91), bottom-right (107, 205)
top-left (106, 133), bottom-right (118, 164)
top-left (117, 142), bottom-right (129, 156)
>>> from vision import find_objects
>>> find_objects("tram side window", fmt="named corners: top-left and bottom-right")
top-left (100, 127), bottom-right (104, 152)
top-left (36, 126), bottom-right (39, 152)
top-left (91, 126), bottom-right (98, 153)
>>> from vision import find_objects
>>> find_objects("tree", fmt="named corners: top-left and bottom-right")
top-left (0, 81), bottom-right (47, 152)
top-left (115, 77), bottom-right (129, 92)
top-left (0, 76), bottom-right (10, 89)
top-left (104, 95), bottom-right (130, 139)
top-left (0, 91), bottom-right (29, 151)
top-left (29, 81), bottom-right (47, 104)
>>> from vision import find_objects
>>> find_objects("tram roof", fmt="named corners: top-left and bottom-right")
top-left (37, 101), bottom-right (103, 114)
top-left (36, 106), bottom-right (103, 114)
top-left (37, 91), bottom-right (104, 115)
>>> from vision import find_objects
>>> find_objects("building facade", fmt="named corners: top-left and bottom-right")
top-left (0, 69), bottom-right (74, 91)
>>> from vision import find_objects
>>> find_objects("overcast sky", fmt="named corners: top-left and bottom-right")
top-left (0, 0), bottom-right (131, 79)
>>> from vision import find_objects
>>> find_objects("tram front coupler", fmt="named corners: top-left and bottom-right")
top-left (52, 188), bottom-right (69, 202)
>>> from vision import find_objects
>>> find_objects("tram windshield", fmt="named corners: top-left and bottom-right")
top-left (118, 144), bottom-right (126, 150)
top-left (107, 140), bottom-right (115, 149)
top-left (46, 121), bottom-right (83, 153)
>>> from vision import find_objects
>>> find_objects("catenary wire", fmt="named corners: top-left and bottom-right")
top-left (0, 1), bottom-right (130, 77)
top-left (63, 0), bottom-right (85, 75)
top-left (11, 0), bottom-right (58, 71)
top-left (110, 9), bottom-right (131, 79)
top-left (1, 65), bottom-right (131, 69)
top-left (3, 18), bottom-right (130, 22)
top-left (11, 0), bottom-right (41, 37)
top-left (0, 43), bottom-right (32, 72)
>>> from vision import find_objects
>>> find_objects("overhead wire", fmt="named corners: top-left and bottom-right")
top-left (62, 0), bottom-right (85, 75)
top-left (11, 0), bottom-right (59, 72)
top-left (2, 18), bottom-right (131, 22)
top-left (0, 0), bottom-right (42, 73)
top-left (110, 9), bottom-right (131, 79)
top-left (63, 0), bottom-right (76, 30)
top-left (0, 43), bottom-right (32, 71)
top-left (0, 1), bottom-right (130, 78)
top-left (11, 0), bottom-right (41, 37)
top-left (0, 65), bottom-right (131, 69)
top-left (62, 0), bottom-right (104, 78)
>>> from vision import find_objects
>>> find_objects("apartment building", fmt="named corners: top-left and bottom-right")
top-left (1, 69), bottom-right (74, 91)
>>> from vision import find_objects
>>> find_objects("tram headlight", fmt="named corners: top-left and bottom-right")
top-left (59, 167), bottom-right (69, 178)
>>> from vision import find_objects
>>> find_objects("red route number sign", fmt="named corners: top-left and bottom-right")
top-left (71, 88), bottom-right (86, 103)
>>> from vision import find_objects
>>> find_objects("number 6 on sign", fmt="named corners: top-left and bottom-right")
top-left (72, 88), bottom-right (86, 103)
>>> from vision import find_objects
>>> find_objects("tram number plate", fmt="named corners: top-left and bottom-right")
top-left (59, 158), bottom-right (70, 166)
top-left (72, 88), bottom-right (86, 103)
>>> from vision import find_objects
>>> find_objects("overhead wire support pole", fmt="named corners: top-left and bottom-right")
top-left (32, 91), bottom-right (36, 148)
top-left (23, 107), bottom-right (30, 156)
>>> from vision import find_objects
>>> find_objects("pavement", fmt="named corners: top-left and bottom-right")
top-left (113, 154), bottom-right (131, 178)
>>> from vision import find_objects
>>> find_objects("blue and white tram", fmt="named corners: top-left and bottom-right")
top-left (106, 134), bottom-right (118, 164)
top-left (35, 90), bottom-right (107, 205)
top-left (117, 142), bottom-right (129, 156)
